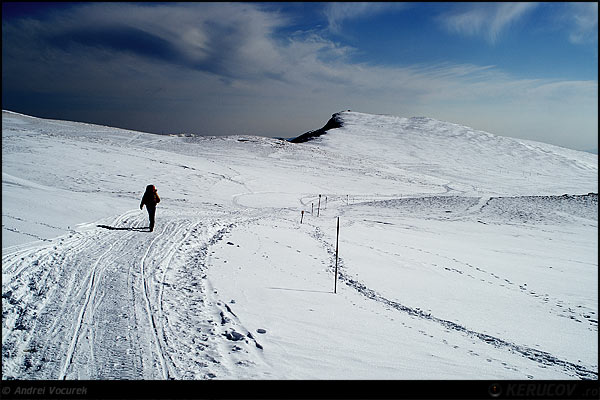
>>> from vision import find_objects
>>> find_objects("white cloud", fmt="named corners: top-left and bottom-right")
top-left (10, 2), bottom-right (588, 101)
top-left (323, 2), bottom-right (409, 33)
top-left (439, 3), bottom-right (538, 43)
top-left (3, 2), bottom-right (597, 150)
top-left (567, 3), bottom-right (598, 44)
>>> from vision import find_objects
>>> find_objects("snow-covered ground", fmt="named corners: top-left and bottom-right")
top-left (2, 110), bottom-right (597, 380)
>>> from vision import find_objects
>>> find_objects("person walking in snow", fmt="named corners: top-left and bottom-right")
top-left (140, 184), bottom-right (160, 232)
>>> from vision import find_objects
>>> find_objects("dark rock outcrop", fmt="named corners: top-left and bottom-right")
top-left (289, 112), bottom-right (344, 143)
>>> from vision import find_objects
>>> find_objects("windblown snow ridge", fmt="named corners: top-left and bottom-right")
top-left (354, 193), bottom-right (598, 223)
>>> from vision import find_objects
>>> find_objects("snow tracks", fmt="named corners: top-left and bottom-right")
top-left (2, 208), bottom-right (264, 379)
top-left (309, 223), bottom-right (598, 380)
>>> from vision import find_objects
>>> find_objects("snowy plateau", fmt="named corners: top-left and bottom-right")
top-left (1, 110), bottom-right (597, 381)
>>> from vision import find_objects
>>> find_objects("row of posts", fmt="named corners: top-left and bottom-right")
top-left (299, 194), bottom-right (340, 294)
top-left (301, 194), bottom-right (355, 224)
top-left (301, 194), bottom-right (326, 223)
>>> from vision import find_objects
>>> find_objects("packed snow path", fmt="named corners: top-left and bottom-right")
top-left (2, 110), bottom-right (597, 379)
top-left (3, 208), bottom-right (272, 379)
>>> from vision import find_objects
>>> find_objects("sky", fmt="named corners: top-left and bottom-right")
top-left (2, 2), bottom-right (598, 152)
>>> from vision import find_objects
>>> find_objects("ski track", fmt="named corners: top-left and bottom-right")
top-left (155, 222), bottom-right (194, 380)
top-left (308, 224), bottom-right (598, 380)
top-left (2, 204), bottom-right (272, 380)
top-left (2, 193), bottom-right (596, 379)
top-left (338, 229), bottom-right (596, 329)
top-left (4, 209), bottom-right (239, 379)
top-left (59, 240), bottom-right (118, 380)
top-left (140, 223), bottom-right (170, 380)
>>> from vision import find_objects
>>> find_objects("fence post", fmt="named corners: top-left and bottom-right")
top-left (317, 194), bottom-right (321, 217)
top-left (312, 203), bottom-right (314, 215)
top-left (301, 210), bottom-right (304, 224)
top-left (334, 216), bottom-right (339, 294)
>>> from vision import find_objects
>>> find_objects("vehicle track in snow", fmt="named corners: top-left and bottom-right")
top-left (2, 211), bottom-right (194, 378)
top-left (59, 240), bottom-right (118, 379)
top-left (2, 210), bottom-right (135, 379)
top-left (139, 223), bottom-right (171, 379)
top-left (2, 204), bottom-right (271, 380)
top-left (53, 210), bottom-right (158, 379)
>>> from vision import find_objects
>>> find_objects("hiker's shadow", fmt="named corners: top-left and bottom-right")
top-left (97, 225), bottom-right (151, 232)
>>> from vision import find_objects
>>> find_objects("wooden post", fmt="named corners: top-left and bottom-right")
top-left (311, 203), bottom-right (314, 215)
top-left (317, 194), bottom-right (321, 217)
top-left (334, 216), bottom-right (339, 294)
top-left (347, 195), bottom-right (349, 205)
top-left (325, 196), bottom-right (328, 208)
top-left (301, 210), bottom-right (304, 224)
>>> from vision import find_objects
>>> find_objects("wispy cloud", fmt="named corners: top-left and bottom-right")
top-left (438, 3), bottom-right (538, 44)
top-left (2, 2), bottom-right (597, 149)
top-left (323, 2), bottom-right (409, 33)
top-left (567, 2), bottom-right (598, 44)
top-left (4, 2), bottom-right (293, 81)
top-left (4, 2), bottom-right (592, 101)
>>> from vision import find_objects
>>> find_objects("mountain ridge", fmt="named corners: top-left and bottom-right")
top-left (2, 108), bottom-right (597, 381)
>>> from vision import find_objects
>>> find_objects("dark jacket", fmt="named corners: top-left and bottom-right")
top-left (140, 185), bottom-right (160, 209)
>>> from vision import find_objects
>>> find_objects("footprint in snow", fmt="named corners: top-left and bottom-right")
top-left (224, 330), bottom-right (245, 341)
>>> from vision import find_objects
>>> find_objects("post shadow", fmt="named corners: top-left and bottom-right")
top-left (267, 286), bottom-right (333, 294)
top-left (97, 224), bottom-right (151, 232)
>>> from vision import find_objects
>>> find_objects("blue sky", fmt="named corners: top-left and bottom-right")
top-left (2, 2), bottom-right (598, 151)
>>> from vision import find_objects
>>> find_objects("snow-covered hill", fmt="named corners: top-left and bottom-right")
top-left (2, 110), bottom-right (597, 380)
top-left (293, 111), bottom-right (598, 196)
